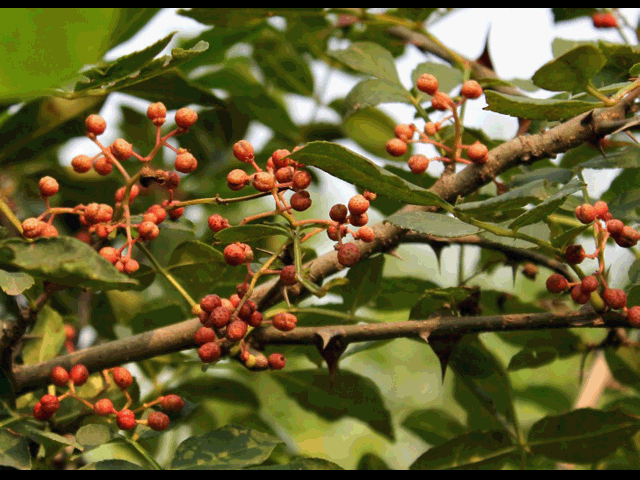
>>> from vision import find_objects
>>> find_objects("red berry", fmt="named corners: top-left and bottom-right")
top-left (161, 394), bottom-right (185, 414)
top-left (112, 367), bottom-right (133, 389)
top-left (233, 140), bottom-right (255, 163)
top-left (386, 138), bottom-right (407, 157)
top-left (40, 394), bottom-right (60, 415)
top-left (226, 320), bottom-right (248, 341)
top-left (424, 122), bottom-right (438, 136)
top-left (570, 285), bottom-right (591, 304)
top-left (349, 213), bottom-right (368, 227)
top-left (290, 191), bottom-right (312, 211)
top-left (627, 306), bottom-right (640, 327)
top-left (575, 204), bottom-right (597, 224)
top-left (224, 243), bottom-right (246, 266)
top-left (272, 312), bottom-right (297, 332)
top-left (209, 307), bottom-right (233, 328)
top-left (292, 170), bottom-right (312, 191)
top-left (123, 258), bottom-right (139, 274)
top-left (271, 149), bottom-right (291, 169)
top-left (99, 247), bottom-right (120, 265)
top-left (546, 274), bottom-right (568, 293)
top-left (581, 276), bottom-right (599, 293)
top-left (162, 200), bottom-right (184, 220)
top-left (329, 204), bottom-right (348, 223)
top-left (146, 205), bottom-right (167, 224)
top-left (93, 398), bottom-right (115, 417)
top-left (247, 311), bottom-right (263, 327)
top-left (253, 172), bottom-right (276, 192)
top-left (198, 342), bottom-right (221, 363)
top-left (39, 176), bottom-right (59, 197)
top-left (166, 171), bottom-right (181, 189)
top-left (275, 166), bottom-right (294, 183)
top-left (592, 12), bottom-right (617, 28)
top-left (69, 364), bottom-right (89, 385)
top-left (618, 226), bottom-right (640, 247)
top-left (431, 92), bottom-right (454, 111)
top-left (417, 73), bottom-right (438, 95)
top-left (50, 366), bottom-right (69, 387)
top-left (194, 327), bottom-right (217, 346)
top-left (200, 294), bottom-right (222, 313)
top-left (467, 141), bottom-right (489, 164)
top-left (363, 190), bottom-right (377, 202)
top-left (227, 169), bottom-right (249, 190)
top-left (147, 411), bottom-right (170, 431)
top-left (460, 80), bottom-right (483, 99)
top-left (603, 288), bottom-right (627, 310)
top-left (86, 114), bottom-right (107, 136)
top-left (175, 108), bottom-right (198, 129)
top-left (116, 409), bottom-right (136, 430)
top-left (111, 139), bottom-right (133, 161)
top-left (208, 214), bottom-right (229, 232)
top-left (338, 243), bottom-right (361, 267)
top-left (33, 402), bottom-right (53, 421)
top-left (593, 201), bottom-right (609, 219)
top-left (72, 154), bottom-right (93, 173)
top-left (22, 218), bottom-right (44, 238)
top-left (394, 124), bottom-right (415, 141)
top-left (280, 265), bottom-right (297, 286)
top-left (138, 221), bottom-right (160, 240)
top-left (94, 156), bottom-right (113, 176)
top-left (268, 353), bottom-right (286, 370)
top-left (358, 226), bottom-right (375, 243)
top-left (564, 244), bottom-right (586, 264)
top-left (348, 194), bottom-right (369, 216)
top-left (147, 102), bottom-right (167, 125)
top-left (607, 219), bottom-right (625, 236)
top-left (175, 151), bottom-right (197, 174)
top-left (408, 155), bottom-right (429, 174)
top-left (115, 184), bottom-right (140, 204)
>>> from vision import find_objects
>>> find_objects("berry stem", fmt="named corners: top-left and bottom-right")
top-left (120, 436), bottom-right (162, 470)
top-left (137, 243), bottom-right (197, 308)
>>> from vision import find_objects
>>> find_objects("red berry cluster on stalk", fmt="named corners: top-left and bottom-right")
top-left (545, 200), bottom-right (640, 323)
top-left (35, 363), bottom-right (184, 431)
top-left (386, 75), bottom-right (488, 173)
top-left (19, 103), bottom-right (201, 275)
top-left (592, 12), bottom-right (617, 28)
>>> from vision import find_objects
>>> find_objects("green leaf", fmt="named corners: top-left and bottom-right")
top-left (0, 269), bottom-right (34, 295)
top-left (253, 27), bottom-right (314, 96)
top-left (342, 79), bottom-right (412, 118)
top-left (287, 142), bottom-right (448, 209)
top-left (76, 32), bottom-right (175, 92)
top-left (457, 179), bottom-right (549, 214)
top-left (343, 106), bottom-right (404, 159)
top-left (581, 146), bottom-right (640, 169)
top-left (514, 385), bottom-right (572, 414)
top-left (605, 350), bottom-right (640, 394)
top-left (130, 303), bottom-right (185, 334)
top-left (272, 369), bottom-right (394, 440)
top-left (410, 430), bottom-right (514, 470)
top-left (214, 224), bottom-right (291, 243)
top-left (631, 63), bottom-right (640, 76)
top-left (80, 459), bottom-right (145, 470)
top-left (0, 9), bottom-right (120, 100)
top-left (0, 428), bottom-right (31, 470)
top-left (177, 378), bottom-right (261, 410)
top-left (528, 409), bottom-right (640, 464)
top-left (509, 167), bottom-right (574, 188)
top-left (20, 306), bottom-right (65, 365)
top-left (76, 424), bottom-right (113, 448)
top-left (484, 90), bottom-right (596, 120)
top-left (402, 409), bottom-right (466, 447)
top-left (178, 8), bottom-right (322, 28)
top-left (411, 62), bottom-right (464, 94)
top-left (166, 240), bottom-right (240, 304)
top-left (0, 237), bottom-right (137, 290)
top-left (533, 45), bottom-right (607, 92)
top-left (22, 425), bottom-right (83, 451)
top-left (356, 452), bottom-right (391, 470)
top-left (249, 457), bottom-right (344, 470)
top-left (552, 8), bottom-right (598, 23)
top-left (373, 276), bottom-right (438, 311)
top-left (329, 42), bottom-right (402, 85)
top-left (387, 211), bottom-right (481, 238)
top-left (508, 177), bottom-right (582, 230)
top-left (171, 424), bottom-right (282, 470)
top-left (106, 9), bottom-right (161, 51)
top-left (507, 347), bottom-right (560, 371)
top-left (341, 254), bottom-right (385, 314)
top-left (550, 223), bottom-right (591, 248)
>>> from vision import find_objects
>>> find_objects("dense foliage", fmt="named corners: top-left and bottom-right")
top-left (2, 7), bottom-right (640, 470)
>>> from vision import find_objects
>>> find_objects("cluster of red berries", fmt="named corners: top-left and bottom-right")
top-left (545, 200), bottom-right (640, 324)
top-left (592, 12), bottom-right (617, 28)
top-left (36, 363), bottom-right (184, 432)
top-left (327, 191), bottom-right (377, 267)
top-left (194, 286), bottom-right (293, 370)
top-left (385, 75), bottom-right (488, 173)
top-left (20, 103), bottom-right (199, 275)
